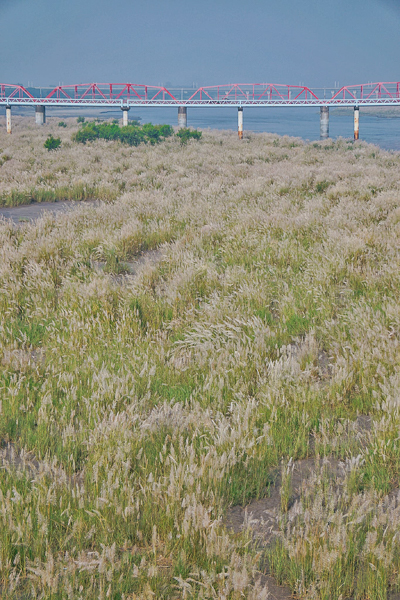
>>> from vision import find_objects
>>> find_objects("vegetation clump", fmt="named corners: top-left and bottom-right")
top-left (176, 127), bottom-right (202, 144)
top-left (73, 121), bottom-right (174, 146)
top-left (44, 134), bottom-right (61, 151)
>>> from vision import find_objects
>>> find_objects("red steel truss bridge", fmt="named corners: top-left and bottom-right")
top-left (2, 81), bottom-right (400, 107)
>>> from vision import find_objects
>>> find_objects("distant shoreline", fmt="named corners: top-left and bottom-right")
top-left (331, 106), bottom-right (400, 118)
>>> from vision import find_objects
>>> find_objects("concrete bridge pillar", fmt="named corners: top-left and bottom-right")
top-left (6, 106), bottom-right (11, 134)
top-left (178, 106), bottom-right (187, 128)
top-left (121, 106), bottom-right (130, 127)
top-left (354, 106), bottom-right (359, 140)
top-left (238, 107), bottom-right (243, 139)
top-left (320, 106), bottom-right (329, 139)
top-left (35, 105), bottom-right (46, 125)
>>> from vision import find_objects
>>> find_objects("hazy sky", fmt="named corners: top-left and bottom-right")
top-left (1, 0), bottom-right (399, 88)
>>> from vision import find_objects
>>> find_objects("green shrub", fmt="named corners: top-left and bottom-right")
top-left (58, 121), bottom-right (67, 128)
top-left (77, 116), bottom-right (85, 123)
top-left (44, 135), bottom-right (61, 151)
top-left (176, 128), bottom-right (202, 145)
top-left (73, 121), bottom-right (174, 147)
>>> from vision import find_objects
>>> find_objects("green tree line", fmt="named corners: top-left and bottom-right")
top-left (73, 121), bottom-right (201, 147)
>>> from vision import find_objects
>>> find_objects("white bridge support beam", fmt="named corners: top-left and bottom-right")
top-left (178, 106), bottom-right (187, 128)
top-left (354, 106), bottom-right (360, 140)
top-left (35, 105), bottom-right (46, 125)
top-left (6, 106), bottom-right (11, 134)
top-left (121, 106), bottom-right (130, 127)
top-left (238, 107), bottom-right (243, 139)
top-left (320, 106), bottom-right (329, 139)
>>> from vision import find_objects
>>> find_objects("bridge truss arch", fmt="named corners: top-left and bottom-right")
top-left (1, 81), bottom-right (400, 108)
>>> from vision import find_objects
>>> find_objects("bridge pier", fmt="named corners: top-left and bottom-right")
top-left (320, 106), bottom-right (329, 139)
top-left (6, 106), bottom-right (11, 134)
top-left (354, 106), bottom-right (359, 140)
top-left (238, 107), bottom-right (243, 139)
top-left (178, 106), bottom-right (187, 128)
top-left (121, 106), bottom-right (130, 127)
top-left (35, 105), bottom-right (46, 125)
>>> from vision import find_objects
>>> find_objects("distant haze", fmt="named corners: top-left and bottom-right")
top-left (1, 0), bottom-right (399, 88)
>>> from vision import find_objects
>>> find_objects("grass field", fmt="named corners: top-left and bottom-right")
top-left (1, 117), bottom-right (400, 598)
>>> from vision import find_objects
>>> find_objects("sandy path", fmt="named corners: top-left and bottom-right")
top-left (0, 200), bottom-right (94, 225)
